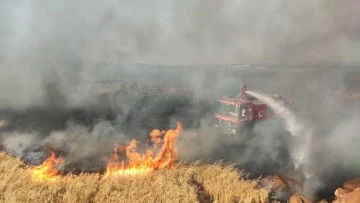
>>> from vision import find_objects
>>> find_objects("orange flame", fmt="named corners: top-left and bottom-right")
top-left (31, 152), bottom-right (64, 181)
top-left (105, 122), bottom-right (182, 176)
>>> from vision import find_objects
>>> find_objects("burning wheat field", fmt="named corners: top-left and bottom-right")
top-left (1, 68), bottom-right (360, 203)
top-left (0, 121), bottom-right (268, 203)
top-left (2, 1), bottom-right (360, 202)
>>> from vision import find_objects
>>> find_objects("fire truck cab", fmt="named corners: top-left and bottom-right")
top-left (214, 89), bottom-right (291, 134)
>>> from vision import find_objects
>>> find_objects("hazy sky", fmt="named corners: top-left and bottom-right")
top-left (1, 0), bottom-right (360, 65)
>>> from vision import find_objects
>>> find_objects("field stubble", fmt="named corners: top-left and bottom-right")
top-left (0, 152), bottom-right (267, 203)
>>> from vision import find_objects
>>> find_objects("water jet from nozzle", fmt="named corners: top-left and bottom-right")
top-left (246, 90), bottom-right (302, 136)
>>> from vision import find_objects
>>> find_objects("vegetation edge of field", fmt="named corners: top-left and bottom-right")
top-left (0, 152), bottom-right (267, 203)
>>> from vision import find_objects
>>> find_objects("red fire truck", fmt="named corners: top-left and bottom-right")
top-left (214, 85), bottom-right (292, 134)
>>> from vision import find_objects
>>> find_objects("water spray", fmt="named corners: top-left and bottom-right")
top-left (246, 91), bottom-right (302, 136)
top-left (246, 90), bottom-right (313, 178)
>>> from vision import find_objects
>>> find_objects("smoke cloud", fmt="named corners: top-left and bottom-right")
top-left (0, 0), bottom-right (360, 201)
top-left (1, 0), bottom-right (359, 107)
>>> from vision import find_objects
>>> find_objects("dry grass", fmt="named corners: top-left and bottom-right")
top-left (0, 152), bottom-right (267, 203)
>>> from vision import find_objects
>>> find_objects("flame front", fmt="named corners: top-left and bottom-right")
top-left (105, 122), bottom-right (182, 176)
top-left (31, 152), bottom-right (63, 181)
top-left (28, 122), bottom-right (182, 180)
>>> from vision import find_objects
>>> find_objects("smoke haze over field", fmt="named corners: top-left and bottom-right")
top-left (1, 0), bottom-right (360, 65)
top-left (1, 0), bottom-right (360, 107)
top-left (1, 0), bottom-right (360, 200)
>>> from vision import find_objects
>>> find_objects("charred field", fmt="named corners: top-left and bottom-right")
top-left (0, 66), bottom-right (360, 202)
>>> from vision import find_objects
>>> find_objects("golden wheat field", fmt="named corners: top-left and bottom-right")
top-left (0, 152), bottom-right (267, 203)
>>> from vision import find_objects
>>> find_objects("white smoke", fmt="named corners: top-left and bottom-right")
top-left (246, 90), bottom-right (314, 178)
top-left (1, 132), bottom-right (44, 163)
top-left (0, 119), bottom-right (8, 128)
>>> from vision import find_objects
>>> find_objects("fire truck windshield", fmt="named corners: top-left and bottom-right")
top-left (216, 102), bottom-right (239, 117)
